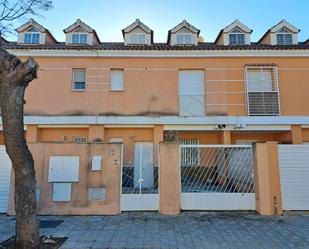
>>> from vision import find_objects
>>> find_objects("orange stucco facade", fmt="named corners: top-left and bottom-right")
top-left (2, 17), bottom-right (309, 215)
top-left (19, 56), bottom-right (309, 117)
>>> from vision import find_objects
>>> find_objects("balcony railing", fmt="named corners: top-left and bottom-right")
top-left (179, 91), bottom-right (280, 117)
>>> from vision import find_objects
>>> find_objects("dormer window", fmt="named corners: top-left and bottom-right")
top-left (215, 20), bottom-right (251, 46)
top-left (168, 20), bottom-right (200, 46)
top-left (64, 19), bottom-right (101, 46)
top-left (277, 27), bottom-right (292, 45)
top-left (24, 27), bottom-right (40, 44)
top-left (122, 19), bottom-right (153, 46)
top-left (16, 19), bottom-right (58, 45)
top-left (258, 20), bottom-right (299, 45)
top-left (24, 32), bottom-right (40, 44)
top-left (176, 33), bottom-right (193, 45)
top-left (72, 33), bottom-right (88, 44)
top-left (229, 27), bottom-right (245, 45)
top-left (130, 33), bottom-right (145, 44)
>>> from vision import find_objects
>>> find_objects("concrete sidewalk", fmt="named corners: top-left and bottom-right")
top-left (1, 212), bottom-right (309, 249)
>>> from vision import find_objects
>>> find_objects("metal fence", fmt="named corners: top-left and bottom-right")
top-left (180, 145), bottom-right (254, 193)
top-left (121, 143), bottom-right (159, 194)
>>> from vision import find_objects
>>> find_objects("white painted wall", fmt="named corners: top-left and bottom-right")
top-left (0, 146), bottom-right (11, 213)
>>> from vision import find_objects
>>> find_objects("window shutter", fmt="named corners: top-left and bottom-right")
top-left (111, 70), bottom-right (124, 90)
top-left (74, 69), bottom-right (85, 82)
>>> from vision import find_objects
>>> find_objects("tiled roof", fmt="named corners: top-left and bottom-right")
top-left (0, 36), bottom-right (8, 44)
top-left (3, 42), bottom-right (309, 51)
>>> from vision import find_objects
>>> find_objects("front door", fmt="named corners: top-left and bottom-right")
top-left (121, 142), bottom-right (159, 211)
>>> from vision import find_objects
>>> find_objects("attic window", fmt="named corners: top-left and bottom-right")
top-left (229, 27), bottom-right (245, 45)
top-left (176, 33), bottom-right (193, 45)
top-left (277, 27), bottom-right (292, 45)
top-left (24, 32), bottom-right (40, 44)
top-left (130, 33), bottom-right (145, 44)
top-left (72, 33), bottom-right (87, 44)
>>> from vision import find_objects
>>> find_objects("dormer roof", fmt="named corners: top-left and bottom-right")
top-left (222, 19), bottom-right (252, 33)
top-left (16, 18), bottom-right (46, 33)
top-left (258, 19), bottom-right (300, 43)
top-left (63, 19), bottom-right (101, 43)
top-left (215, 19), bottom-right (252, 44)
top-left (0, 36), bottom-right (8, 44)
top-left (167, 20), bottom-right (200, 44)
top-left (122, 19), bottom-right (153, 43)
top-left (169, 20), bottom-right (200, 35)
top-left (15, 18), bottom-right (57, 43)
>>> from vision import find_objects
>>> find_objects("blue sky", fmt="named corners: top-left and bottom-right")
top-left (6, 0), bottom-right (309, 42)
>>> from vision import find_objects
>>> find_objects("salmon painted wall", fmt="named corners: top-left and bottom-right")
top-left (179, 130), bottom-right (294, 144)
top-left (105, 128), bottom-right (155, 166)
top-left (178, 131), bottom-right (222, 144)
top-left (39, 128), bottom-right (89, 142)
top-left (21, 56), bottom-right (309, 117)
top-left (8, 143), bottom-right (122, 215)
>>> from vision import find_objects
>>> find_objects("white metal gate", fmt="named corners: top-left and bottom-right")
top-left (278, 144), bottom-right (309, 210)
top-left (0, 145), bottom-right (12, 213)
top-left (180, 144), bottom-right (255, 210)
top-left (120, 142), bottom-right (159, 211)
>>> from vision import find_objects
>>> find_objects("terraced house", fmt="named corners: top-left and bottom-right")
top-left (0, 18), bottom-right (309, 215)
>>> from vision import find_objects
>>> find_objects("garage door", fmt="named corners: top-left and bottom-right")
top-left (278, 145), bottom-right (309, 210)
top-left (0, 145), bottom-right (12, 213)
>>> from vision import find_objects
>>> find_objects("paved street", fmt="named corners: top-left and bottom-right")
top-left (1, 212), bottom-right (309, 249)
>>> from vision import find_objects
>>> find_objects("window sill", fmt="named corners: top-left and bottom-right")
top-left (110, 89), bottom-right (124, 92)
top-left (71, 89), bottom-right (86, 92)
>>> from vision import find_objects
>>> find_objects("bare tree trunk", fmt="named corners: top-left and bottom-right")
top-left (0, 47), bottom-right (39, 249)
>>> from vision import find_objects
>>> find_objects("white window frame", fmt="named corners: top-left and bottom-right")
top-left (72, 33), bottom-right (88, 44)
top-left (130, 33), bottom-right (146, 44)
top-left (72, 68), bottom-right (86, 91)
top-left (229, 33), bottom-right (245, 45)
top-left (110, 69), bottom-right (124, 91)
top-left (24, 32), bottom-right (40, 44)
top-left (245, 66), bottom-right (280, 116)
top-left (176, 33), bottom-right (193, 45)
top-left (277, 33), bottom-right (292, 45)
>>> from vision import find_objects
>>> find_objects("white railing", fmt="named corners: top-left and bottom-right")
top-left (121, 143), bottom-right (159, 195)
